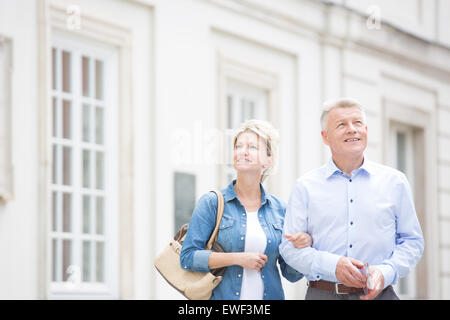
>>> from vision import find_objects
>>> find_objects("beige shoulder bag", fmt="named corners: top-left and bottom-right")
top-left (154, 190), bottom-right (225, 300)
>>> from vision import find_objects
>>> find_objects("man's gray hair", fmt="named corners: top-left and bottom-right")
top-left (320, 98), bottom-right (367, 131)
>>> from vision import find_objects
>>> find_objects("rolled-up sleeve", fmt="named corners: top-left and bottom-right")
top-left (180, 192), bottom-right (217, 272)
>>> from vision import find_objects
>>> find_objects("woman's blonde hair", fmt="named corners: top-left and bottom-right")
top-left (232, 119), bottom-right (279, 183)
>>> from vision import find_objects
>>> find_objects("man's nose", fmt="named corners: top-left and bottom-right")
top-left (346, 123), bottom-right (357, 133)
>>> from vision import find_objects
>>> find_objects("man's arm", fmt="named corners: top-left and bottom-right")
top-left (373, 174), bottom-right (424, 289)
top-left (279, 181), bottom-right (342, 282)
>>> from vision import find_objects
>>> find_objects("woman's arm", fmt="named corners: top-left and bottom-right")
top-left (180, 192), bottom-right (270, 273)
top-left (209, 252), bottom-right (268, 272)
top-left (180, 193), bottom-right (218, 273)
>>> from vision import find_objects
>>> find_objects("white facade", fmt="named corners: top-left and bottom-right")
top-left (0, 0), bottom-right (449, 299)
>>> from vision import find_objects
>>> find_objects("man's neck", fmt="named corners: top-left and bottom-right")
top-left (332, 155), bottom-right (364, 178)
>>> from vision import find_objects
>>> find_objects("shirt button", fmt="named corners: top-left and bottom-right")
top-left (236, 292), bottom-right (240, 296)
top-left (350, 199), bottom-right (353, 203)
top-left (242, 224), bottom-right (246, 227)
top-left (349, 179), bottom-right (352, 182)
top-left (316, 275), bottom-right (320, 279)
top-left (268, 240), bottom-right (271, 243)
top-left (238, 274), bottom-right (242, 278)
top-left (242, 213), bottom-right (246, 216)
top-left (350, 221), bottom-right (353, 225)
top-left (240, 237), bottom-right (244, 240)
top-left (349, 244), bottom-right (353, 248)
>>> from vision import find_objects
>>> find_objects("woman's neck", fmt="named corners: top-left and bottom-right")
top-left (234, 174), bottom-right (261, 210)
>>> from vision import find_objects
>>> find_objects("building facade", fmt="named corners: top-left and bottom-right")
top-left (0, 0), bottom-right (449, 299)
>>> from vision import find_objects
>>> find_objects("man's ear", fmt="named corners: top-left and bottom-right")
top-left (321, 130), bottom-right (330, 146)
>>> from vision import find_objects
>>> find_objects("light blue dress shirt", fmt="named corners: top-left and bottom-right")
top-left (279, 158), bottom-right (424, 288)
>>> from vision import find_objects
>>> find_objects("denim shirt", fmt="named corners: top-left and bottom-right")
top-left (180, 180), bottom-right (303, 300)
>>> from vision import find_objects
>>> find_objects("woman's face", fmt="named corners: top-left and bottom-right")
top-left (233, 131), bottom-right (271, 177)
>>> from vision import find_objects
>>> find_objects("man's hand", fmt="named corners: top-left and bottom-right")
top-left (335, 257), bottom-right (367, 288)
top-left (360, 266), bottom-right (384, 300)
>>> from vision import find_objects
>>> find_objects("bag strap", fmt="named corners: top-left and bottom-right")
top-left (205, 190), bottom-right (224, 250)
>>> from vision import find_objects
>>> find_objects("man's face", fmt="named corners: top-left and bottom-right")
top-left (321, 107), bottom-right (368, 159)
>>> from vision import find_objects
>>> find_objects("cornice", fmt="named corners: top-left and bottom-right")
top-left (203, 0), bottom-right (450, 78)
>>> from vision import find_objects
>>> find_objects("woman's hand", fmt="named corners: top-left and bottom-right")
top-left (236, 252), bottom-right (268, 271)
top-left (284, 232), bottom-right (312, 248)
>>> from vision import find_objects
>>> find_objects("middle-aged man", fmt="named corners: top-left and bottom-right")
top-left (280, 98), bottom-right (424, 300)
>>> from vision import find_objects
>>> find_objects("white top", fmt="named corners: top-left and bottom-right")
top-left (240, 211), bottom-right (267, 300)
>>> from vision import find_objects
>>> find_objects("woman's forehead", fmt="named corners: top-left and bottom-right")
top-left (236, 131), bottom-right (261, 142)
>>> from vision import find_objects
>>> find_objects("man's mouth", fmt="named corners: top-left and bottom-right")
top-left (344, 138), bottom-right (361, 142)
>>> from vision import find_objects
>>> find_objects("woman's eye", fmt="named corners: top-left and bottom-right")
top-left (249, 145), bottom-right (258, 150)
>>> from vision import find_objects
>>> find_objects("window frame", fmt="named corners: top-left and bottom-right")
top-left (49, 35), bottom-right (119, 299)
top-left (0, 36), bottom-right (13, 201)
top-left (390, 122), bottom-right (417, 299)
top-left (217, 57), bottom-right (278, 188)
top-left (224, 79), bottom-right (269, 183)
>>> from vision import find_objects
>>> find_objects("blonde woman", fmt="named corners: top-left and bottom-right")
top-left (180, 119), bottom-right (311, 300)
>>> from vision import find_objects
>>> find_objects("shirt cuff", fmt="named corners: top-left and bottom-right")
top-left (193, 249), bottom-right (212, 273)
top-left (314, 252), bottom-right (341, 282)
top-left (374, 264), bottom-right (395, 289)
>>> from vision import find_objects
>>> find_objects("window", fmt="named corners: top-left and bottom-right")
top-left (0, 36), bottom-right (12, 201)
top-left (174, 172), bottom-right (196, 233)
top-left (50, 38), bottom-right (118, 298)
top-left (223, 80), bottom-right (268, 184)
top-left (390, 123), bottom-right (417, 299)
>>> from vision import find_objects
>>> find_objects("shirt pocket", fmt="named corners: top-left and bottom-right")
top-left (271, 222), bottom-right (283, 244)
top-left (217, 216), bottom-right (235, 252)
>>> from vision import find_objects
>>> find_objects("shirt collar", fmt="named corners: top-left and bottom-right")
top-left (325, 157), bottom-right (372, 179)
top-left (223, 180), bottom-right (272, 206)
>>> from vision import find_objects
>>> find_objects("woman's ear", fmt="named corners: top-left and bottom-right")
top-left (263, 155), bottom-right (273, 169)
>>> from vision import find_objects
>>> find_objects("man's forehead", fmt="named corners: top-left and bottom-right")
top-left (328, 107), bottom-right (364, 121)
